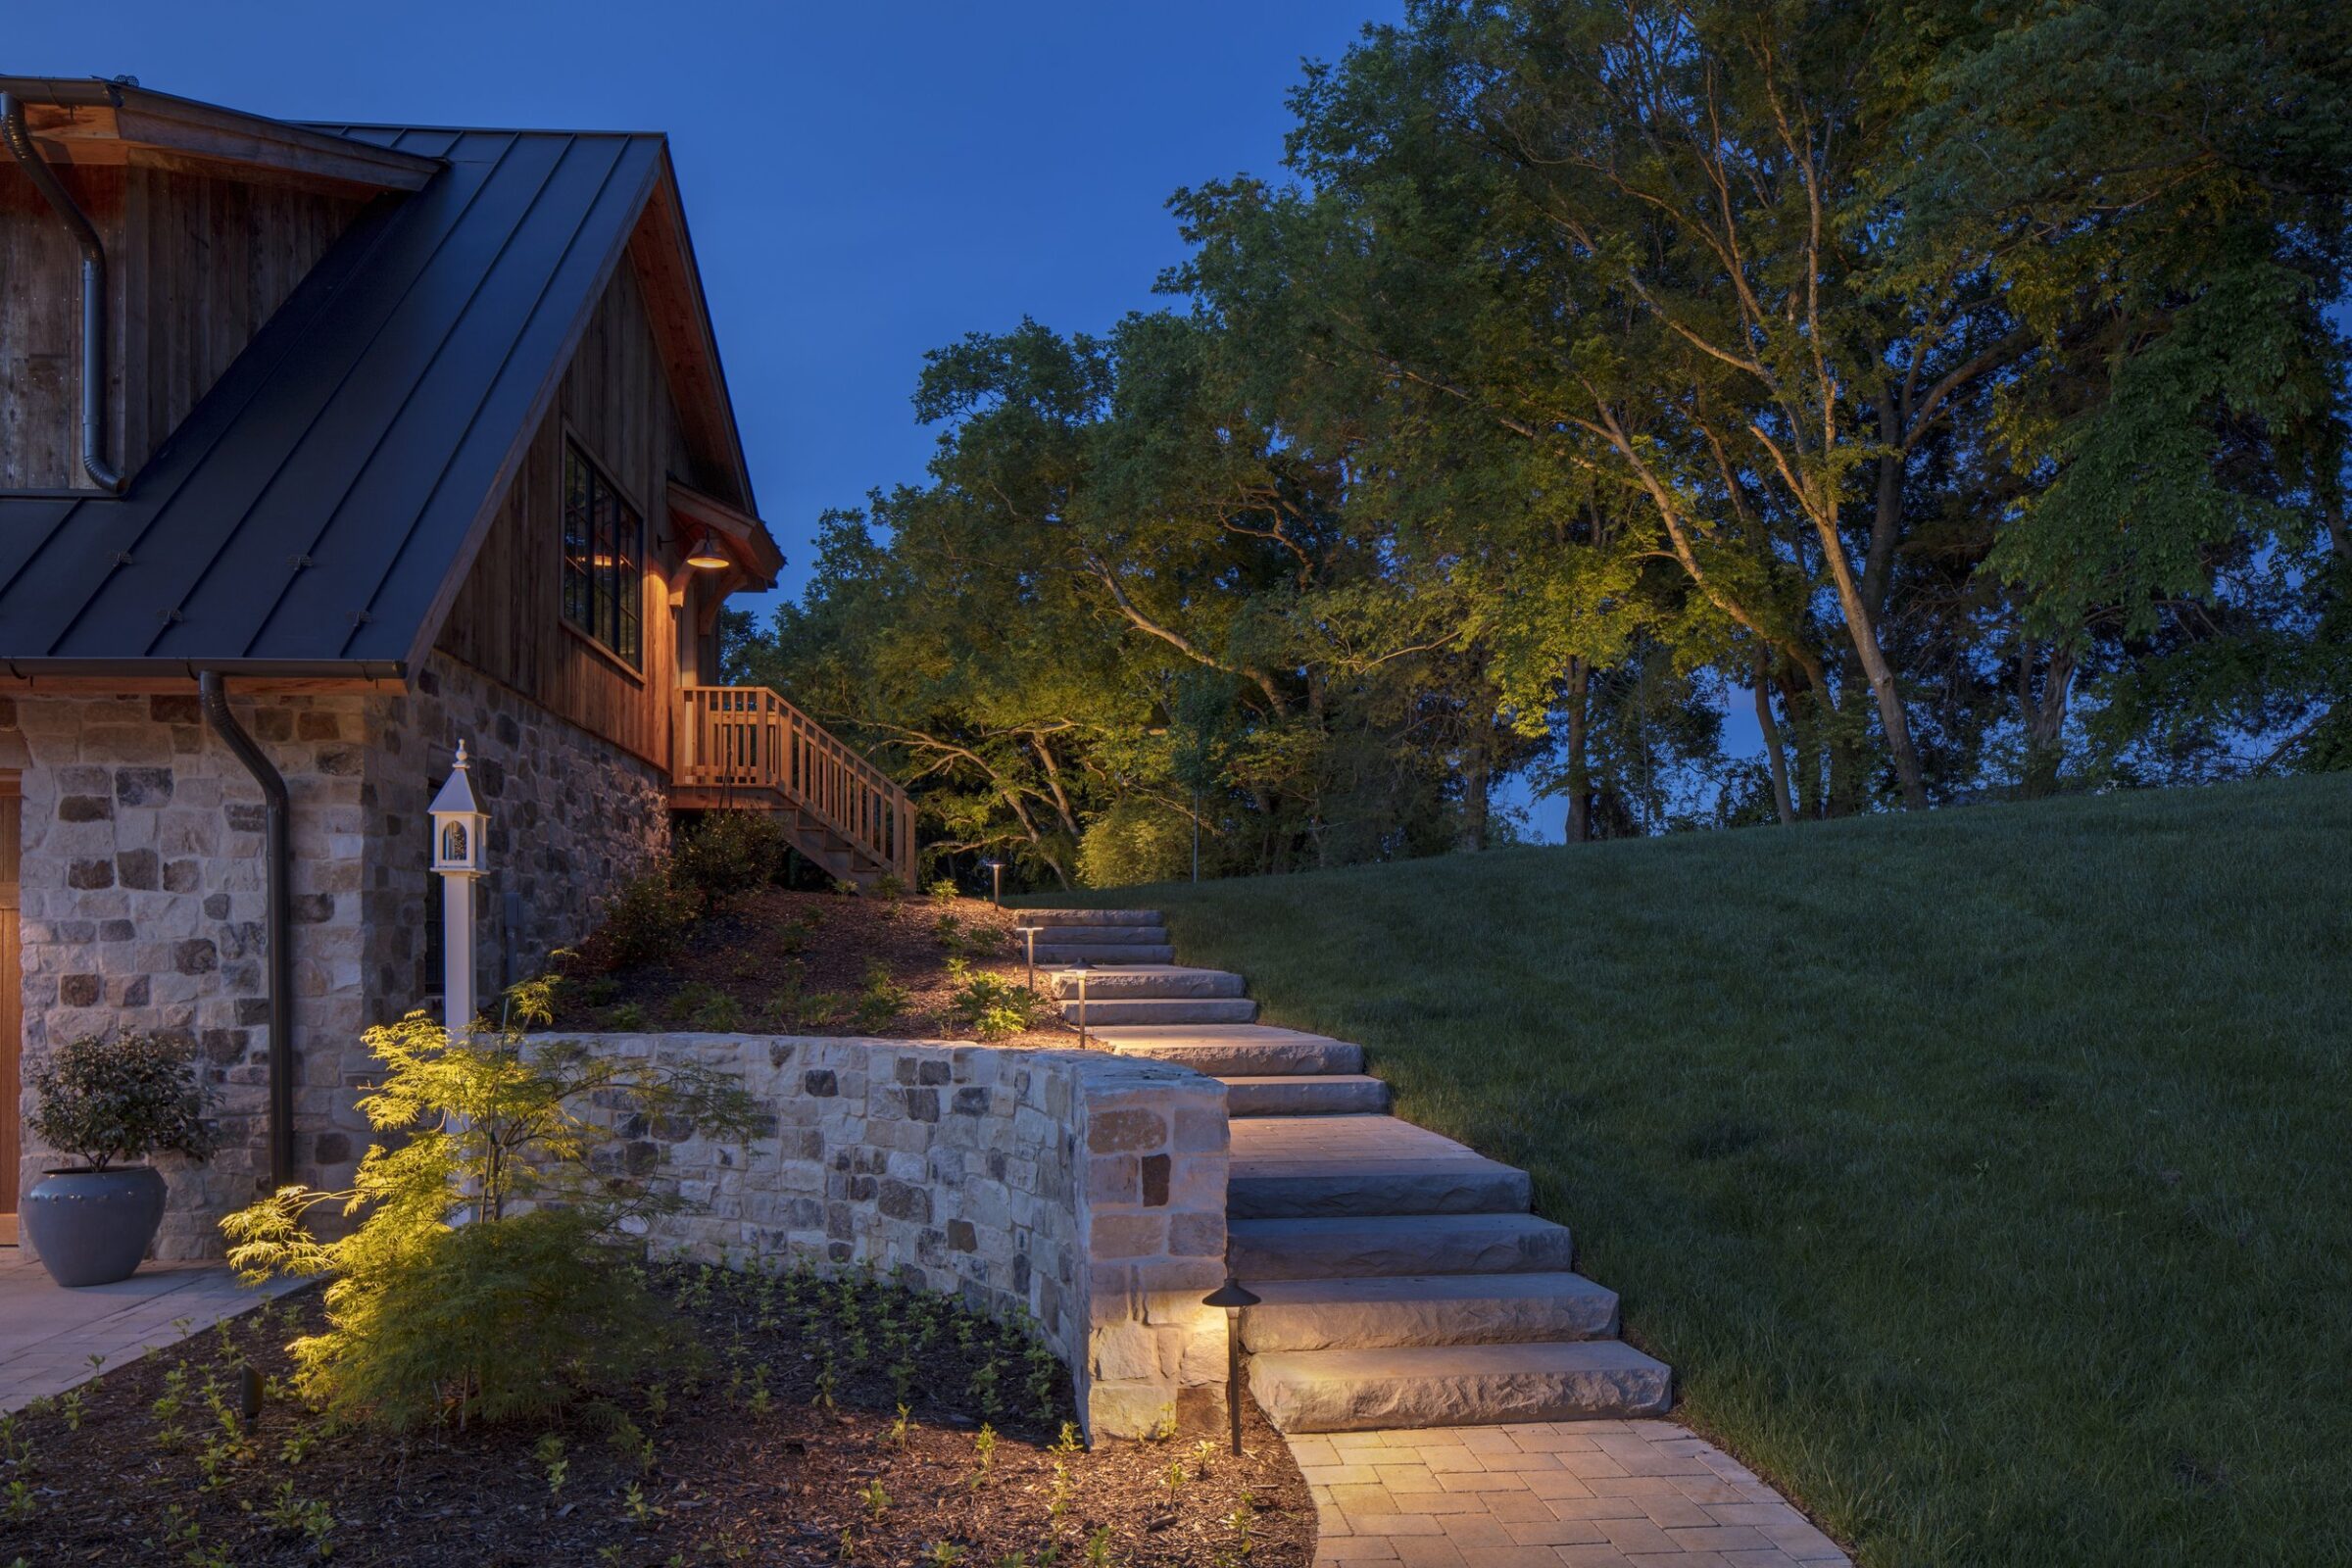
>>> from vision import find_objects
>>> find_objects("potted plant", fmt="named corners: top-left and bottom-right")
top-left (22, 1032), bottom-right (216, 1287)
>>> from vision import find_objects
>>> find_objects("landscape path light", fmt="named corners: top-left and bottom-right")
top-left (1014, 924), bottom-right (1043, 995)
top-left (1201, 1272), bottom-right (1261, 1455)
top-left (980, 857), bottom-right (1004, 906)
top-left (1069, 958), bottom-right (1092, 1048)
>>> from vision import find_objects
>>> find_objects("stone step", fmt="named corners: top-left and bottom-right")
top-left (1239, 1273), bottom-right (1621, 1352)
top-left (1220, 1074), bottom-right (1390, 1117)
top-left (1097, 1026), bottom-right (1365, 1078)
top-left (1230, 1115), bottom-right (1531, 1217)
top-left (1032, 943), bottom-right (1174, 965)
top-left (1050, 965), bottom-right (1247, 1001)
top-left (1246, 1340), bottom-right (1672, 1433)
top-left (1066, 996), bottom-right (1259, 1026)
top-left (1015, 926), bottom-right (1171, 950)
top-left (1229, 1212), bottom-right (1573, 1280)
top-left (1020, 908), bottom-right (1164, 927)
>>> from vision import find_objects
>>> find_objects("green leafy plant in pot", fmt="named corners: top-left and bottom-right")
top-left (23, 1032), bottom-right (215, 1286)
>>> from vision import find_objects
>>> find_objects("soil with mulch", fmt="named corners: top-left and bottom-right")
top-left (552, 889), bottom-right (1075, 1048)
top-left (0, 1265), bottom-right (1312, 1568)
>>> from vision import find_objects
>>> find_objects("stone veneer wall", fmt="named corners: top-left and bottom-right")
top-left (565, 1032), bottom-right (1232, 1442)
top-left (4, 650), bottom-right (669, 1260)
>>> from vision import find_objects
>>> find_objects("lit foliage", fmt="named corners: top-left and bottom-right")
top-left (26, 1031), bottom-right (216, 1171)
top-left (220, 982), bottom-right (764, 1432)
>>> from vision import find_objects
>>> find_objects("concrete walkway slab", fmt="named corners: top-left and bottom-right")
top-left (0, 1249), bottom-right (306, 1412)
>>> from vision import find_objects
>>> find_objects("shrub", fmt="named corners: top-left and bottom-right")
top-left (949, 973), bottom-right (1053, 1041)
top-left (853, 960), bottom-right (910, 1030)
top-left (220, 985), bottom-right (762, 1433)
top-left (925, 878), bottom-right (960, 905)
top-left (672, 814), bottom-right (788, 910)
top-left (597, 867), bottom-right (704, 968)
top-left (26, 1032), bottom-right (216, 1170)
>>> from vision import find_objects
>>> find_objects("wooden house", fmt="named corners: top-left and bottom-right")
top-left (0, 76), bottom-right (910, 1258)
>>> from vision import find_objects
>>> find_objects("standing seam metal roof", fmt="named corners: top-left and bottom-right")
top-left (0, 125), bottom-right (667, 675)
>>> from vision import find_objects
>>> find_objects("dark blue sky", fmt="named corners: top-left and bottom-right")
top-left (11, 0), bottom-right (1396, 604)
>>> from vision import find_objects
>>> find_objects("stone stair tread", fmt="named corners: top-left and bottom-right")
top-left (1102, 1033), bottom-right (1365, 1078)
top-left (1049, 965), bottom-right (1247, 1000)
top-left (1019, 908), bottom-right (1163, 926)
top-left (1246, 1340), bottom-right (1672, 1433)
top-left (1240, 1272), bottom-right (1621, 1351)
top-left (1219, 1074), bottom-right (1391, 1117)
top-left (1034, 944), bottom-right (1175, 965)
top-left (1066, 997), bottom-right (1259, 1025)
top-left (1229, 1113), bottom-right (1531, 1216)
top-left (1229, 1211), bottom-right (1573, 1279)
top-left (1030, 926), bottom-right (1176, 950)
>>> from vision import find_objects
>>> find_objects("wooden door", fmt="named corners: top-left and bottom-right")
top-left (0, 775), bottom-right (18, 1245)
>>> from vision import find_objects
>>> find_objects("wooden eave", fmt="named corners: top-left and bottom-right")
top-left (6, 78), bottom-right (441, 196)
top-left (626, 148), bottom-right (758, 515)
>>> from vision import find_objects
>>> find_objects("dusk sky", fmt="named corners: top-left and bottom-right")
top-left (8, 0), bottom-right (1398, 609)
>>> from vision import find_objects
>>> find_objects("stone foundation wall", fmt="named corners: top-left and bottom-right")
top-left (4, 653), bottom-right (669, 1261)
top-left (566, 1032), bottom-right (1232, 1442)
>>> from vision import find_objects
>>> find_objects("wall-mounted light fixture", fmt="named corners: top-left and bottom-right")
top-left (684, 526), bottom-right (732, 570)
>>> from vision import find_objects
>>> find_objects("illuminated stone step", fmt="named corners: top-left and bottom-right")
top-left (1049, 966), bottom-right (1247, 1000)
top-left (1097, 1026), bottom-right (1364, 1078)
top-left (1020, 908), bottom-right (1164, 927)
top-left (1239, 1272), bottom-right (1620, 1352)
top-left (1031, 943), bottom-right (1175, 965)
top-left (1230, 1114), bottom-right (1530, 1217)
top-left (1061, 996), bottom-right (1259, 1026)
top-left (1228, 1212), bottom-right (1573, 1280)
top-left (1247, 1340), bottom-right (1671, 1433)
top-left (1218, 1074), bottom-right (1390, 1117)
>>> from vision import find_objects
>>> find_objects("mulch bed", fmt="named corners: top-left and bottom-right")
top-left (0, 1264), bottom-right (1313, 1567)
top-left (553, 889), bottom-right (1074, 1049)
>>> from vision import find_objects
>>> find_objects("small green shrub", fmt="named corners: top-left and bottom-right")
top-left (950, 973), bottom-right (1052, 1041)
top-left (874, 873), bottom-right (907, 903)
top-left (853, 961), bottom-right (910, 1030)
top-left (774, 913), bottom-right (821, 956)
top-left (26, 1031), bottom-right (216, 1170)
top-left (220, 984), bottom-right (761, 1433)
top-left (925, 879), bottom-right (960, 905)
top-left (668, 983), bottom-right (746, 1032)
top-left (672, 815), bottom-right (788, 910)
top-left (598, 868), bottom-right (703, 968)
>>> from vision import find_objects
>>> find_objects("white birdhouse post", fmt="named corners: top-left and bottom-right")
top-left (428, 741), bottom-right (490, 1042)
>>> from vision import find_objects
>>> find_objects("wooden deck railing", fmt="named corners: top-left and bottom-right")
top-left (674, 686), bottom-right (917, 886)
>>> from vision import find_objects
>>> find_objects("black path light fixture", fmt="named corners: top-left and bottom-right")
top-left (1068, 958), bottom-right (1092, 1048)
top-left (1202, 1271), bottom-right (1262, 1455)
top-left (980, 857), bottom-right (1004, 906)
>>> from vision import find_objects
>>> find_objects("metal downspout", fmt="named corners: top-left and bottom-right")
top-left (0, 89), bottom-right (126, 493)
top-left (198, 673), bottom-right (295, 1192)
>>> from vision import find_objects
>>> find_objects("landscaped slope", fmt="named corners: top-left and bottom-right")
top-left (1038, 776), bottom-right (2352, 1567)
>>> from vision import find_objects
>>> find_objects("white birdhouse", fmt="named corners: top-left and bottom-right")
top-left (428, 740), bottom-right (488, 876)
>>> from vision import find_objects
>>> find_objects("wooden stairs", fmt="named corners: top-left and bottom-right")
top-left (669, 685), bottom-right (916, 888)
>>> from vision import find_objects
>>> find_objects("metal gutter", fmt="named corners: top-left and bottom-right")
top-left (197, 672), bottom-right (294, 1192)
top-left (0, 88), bottom-right (125, 493)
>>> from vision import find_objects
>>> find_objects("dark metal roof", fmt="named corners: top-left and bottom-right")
top-left (0, 124), bottom-right (668, 677)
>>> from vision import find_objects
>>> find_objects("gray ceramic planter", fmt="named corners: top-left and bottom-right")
top-left (22, 1166), bottom-right (168, 1287)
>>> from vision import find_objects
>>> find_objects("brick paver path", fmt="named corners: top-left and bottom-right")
top-left (0, 1249), bottom-right (304, 1412)
top-left (1296, 1419), bottom-right (1849, 1567)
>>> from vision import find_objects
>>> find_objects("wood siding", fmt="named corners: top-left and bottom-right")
top-left (0, 160), bottom-right (368, 490)
top-left (434, 261), bottom-right (715, 771)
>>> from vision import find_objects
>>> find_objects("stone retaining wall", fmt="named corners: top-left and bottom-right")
top-left (561, 1032), bottom-right (1232, 1442)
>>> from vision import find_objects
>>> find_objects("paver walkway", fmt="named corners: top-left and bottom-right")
top-left (1035, 908), bottom-right (1852, 1568)
top-left (0, 1248), bottom-right (304, 1412)
top-left (1297, 1421), bottom-right (1846, 1567)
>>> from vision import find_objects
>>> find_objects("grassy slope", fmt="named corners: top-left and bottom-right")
top-left (1034, 776), bottom-right (2352, 1567)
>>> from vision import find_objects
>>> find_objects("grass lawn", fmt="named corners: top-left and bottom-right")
top-left (1036, 775), bottom-right (2352, 1567)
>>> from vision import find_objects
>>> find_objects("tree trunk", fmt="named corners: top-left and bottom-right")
top-left (1812, 517), bottom-right (1929, 808)
top-left (1751, 649), bottom-right (1797, 825)
top-left (2018, 637), bottom-right (2077, 798)
top-left (1563, 657), bottom-right (1592, 843)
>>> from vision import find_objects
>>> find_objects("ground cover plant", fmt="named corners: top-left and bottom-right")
top-left (1030, 775), bottom-right (2352, 1567)
top-left (0, 1263), bottom-right (1310, 1567)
